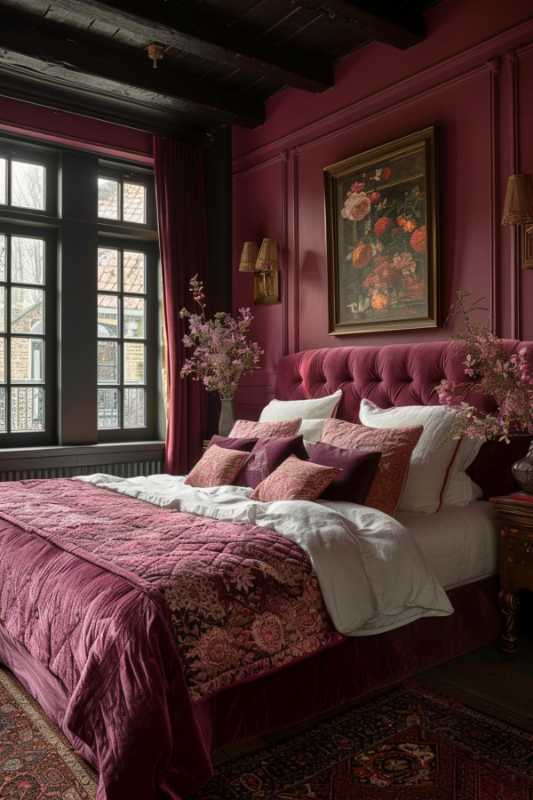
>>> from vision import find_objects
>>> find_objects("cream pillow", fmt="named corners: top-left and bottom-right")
top-left (441, 437), bottom-right (483, 507)
top-left (259, 390), bottom-right (342, 423)
top-left (359, 399), bottom-right (467, 514)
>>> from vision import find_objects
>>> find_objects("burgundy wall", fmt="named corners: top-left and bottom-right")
top-left (0, 96), bottom-right (153, 163)
top-left (232, 0), bottom-right (533, 419)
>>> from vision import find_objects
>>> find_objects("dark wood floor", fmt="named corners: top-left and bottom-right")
top-left (420, 635), bottom-right (533, 733)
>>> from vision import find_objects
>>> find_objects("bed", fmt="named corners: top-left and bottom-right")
top-left (0, 339), bottom-right (531, 800)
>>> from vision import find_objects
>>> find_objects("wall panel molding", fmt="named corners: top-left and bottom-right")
top-left (506, 50), bottom-right (522, 339)
top-left (233, 15), bottom-right (533, 174)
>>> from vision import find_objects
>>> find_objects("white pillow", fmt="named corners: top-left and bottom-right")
top-left (259, 390), bottom-right (342, 422)
top-left (299, 418), bottom-right (327, 443)
top-left (359, 399), bottom-right (469, 514)
top-left (441, 437), bottom-right (483, 507)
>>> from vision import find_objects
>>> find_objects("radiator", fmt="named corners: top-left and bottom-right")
top-left (0, 458), bottom-right (164, 482)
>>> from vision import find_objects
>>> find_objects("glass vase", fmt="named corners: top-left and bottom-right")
top-left (218, 396), bottom-right (235, 437)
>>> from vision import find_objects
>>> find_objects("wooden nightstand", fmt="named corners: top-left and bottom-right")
top-left (491, 493), bottom-right (533, 655)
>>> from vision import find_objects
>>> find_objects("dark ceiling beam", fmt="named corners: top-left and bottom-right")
top-left (0, 9), bottom-right (265, 127)
top-left (293, 1), bottom-right (425, 49)
top-left (43, 0), bottom-right (334, 92)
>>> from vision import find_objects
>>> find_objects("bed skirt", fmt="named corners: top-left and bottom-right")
top-left (0, 575), bottom-right (500, 795)
top-left (195, 576), bottom-right (501, 752)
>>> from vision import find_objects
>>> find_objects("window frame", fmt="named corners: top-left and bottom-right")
top-left (96, 236), bottom-right (159, 443)
top-left (0, 221), bottom-right (57, 447)
top-left (0, 135), bottom-right (160, 450)
top-left (97, 162), bottom-right (156, 231)
top-left (0, 140), bottom-right (58, 220)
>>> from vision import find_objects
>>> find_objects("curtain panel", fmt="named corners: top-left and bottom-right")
top-left (153, 136), bottom-right (207, 473)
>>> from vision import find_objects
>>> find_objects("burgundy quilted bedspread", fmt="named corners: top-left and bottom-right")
top-left (0, 479), bottom-right (338, 799)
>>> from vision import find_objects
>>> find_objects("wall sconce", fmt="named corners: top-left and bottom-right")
top-left (238, 238), bottom-right (280, 304)
top-left (502, 174), bottom-right (533, 269)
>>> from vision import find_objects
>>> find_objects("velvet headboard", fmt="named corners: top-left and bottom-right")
top-left (276, 340), bottom-right (533, 498)
top-left (275, 340), bottom-right (533, 421)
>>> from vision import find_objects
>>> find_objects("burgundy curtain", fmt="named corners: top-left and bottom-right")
top-left (153, 136), bottom-right (207, 474)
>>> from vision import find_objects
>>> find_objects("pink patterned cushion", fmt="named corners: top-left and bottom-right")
top-left (251, 455), bottom-right (340, 502)
top-left (185, 444), bottom-right (250, 488)
top-left (230, 418), bottom-right (301, 438)
top-left (321, 419), bottom-right (423, 515)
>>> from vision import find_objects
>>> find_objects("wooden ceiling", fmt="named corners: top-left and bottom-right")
top-left (0, 0), bottom-right (434, 135)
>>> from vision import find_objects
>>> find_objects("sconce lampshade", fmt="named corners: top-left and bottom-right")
top-left (255, 238), bottom-right (279, 272)
top-left (501, 174), bottom-right (533, 225)
top-left (239, 241), bottom-right (258, 272)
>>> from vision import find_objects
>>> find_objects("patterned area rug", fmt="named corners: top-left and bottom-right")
top-left (0, 667), bottom-right (96, 799)
top-left (3, 664), bottom-right (533, 800)
top-left (192, 684), bottom-right (533, 799)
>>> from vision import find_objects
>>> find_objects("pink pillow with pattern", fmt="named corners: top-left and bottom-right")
top-left (321, 419), bottom-right (423, 516)
top-left (185, 444), bottom-right (250, 488)
top-left (251, 455), bottom-right (340, 502)
top-left (230, 418), bottom-right (301, 439)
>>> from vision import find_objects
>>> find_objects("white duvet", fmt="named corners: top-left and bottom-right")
top-left (77, 473), bottom-right (453, 637)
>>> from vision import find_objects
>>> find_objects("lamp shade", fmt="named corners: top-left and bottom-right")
top-left (239, 241), bottom-right (258, 272)
top-left (502, 174), bottom-right (533, 225)
top-left (255, 238), bottom-right (279, 272)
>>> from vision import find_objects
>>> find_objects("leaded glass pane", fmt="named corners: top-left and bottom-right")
top-left (11, 161), bottom-right (45, 210)
top-left (98, 177), bottom-right (119, 220)
top-left (123, 183), bottom-right (146, 224)
top-left (11, 287), bottom-right (44, 334)
top-left (98, 248), bottom-right (120, 291)
top-left (0, 387), bottom-right (6, 432)
top-left (123, 296), bottom-right (145, 339)
top-left (98, 294), bottom-right (120, 338)
top-left (0, 159), bottom-right (6, 206)
top-left (124, 342), bottom-right (145, 385)
top-left (11, 386), bottom-right (45, 432)
top-left (124, 388), bottom-right (145, 428)
top-left (98, 387), bottom-right (120, 429)
top-left (11, 236), bottom-right (45, 285)
top-left (98, 340), bottom-right (119, 385)
top-left (11, 337), bottom-right (44, 383)
top-left (123, 251), bottom-right (145, 293)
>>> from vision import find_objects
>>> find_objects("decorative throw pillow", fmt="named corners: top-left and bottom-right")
top-left (185, 444), bottom-right (250, 488)
top-left (236, 435), bottom-right (308, 489)
top-left (307, 442), bottom-right (381, 504)
top-left (230, 418), bottom-right (301, 438)
top-left (209, 434), bottom-right (258, 452)
top-left (321, 418), bottom-right (423, 516)
top-left (359, 399), bottom-right (474, 514)
top-left (259, 390), bottom-right (342, 422)
top-left (251, 455), bottom-right (340, 502)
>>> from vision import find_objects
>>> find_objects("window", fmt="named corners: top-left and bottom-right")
top-left (98, 172), bottom-right (150, 226)
top-left (0, 136), bottom-right (158, 448)
top-left (97, 246), bottom-right (154, 432)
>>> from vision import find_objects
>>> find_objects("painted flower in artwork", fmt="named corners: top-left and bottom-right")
top-left (341, 191), bottom-right (371, 221)
top-left (410, 225), bottom-right (427, 253)
top-left (338, 157), bottom-right (428, 321)
top-left (351, 242), bottom-right (372, 268)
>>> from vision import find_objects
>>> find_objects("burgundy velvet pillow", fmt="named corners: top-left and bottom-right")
top-left (307, 442), bottom-right (381, 504)
top-left (467, 436), bottom-right (532, 499)
top-left (236, 435), bottom-right (308, 489)
top-left (209, 434), bottom-right (257, 452)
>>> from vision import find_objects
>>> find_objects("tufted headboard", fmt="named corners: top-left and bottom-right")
top-left (275, 340), bottom-right (533, 422)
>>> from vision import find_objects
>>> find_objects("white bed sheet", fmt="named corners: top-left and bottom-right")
top-left (396, 501), bottom-right (498, 591)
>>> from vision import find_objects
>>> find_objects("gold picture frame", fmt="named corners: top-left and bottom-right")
top-left (324, 126), bottom-right (439, 336)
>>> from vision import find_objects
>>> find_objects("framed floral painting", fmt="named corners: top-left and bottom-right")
top-left (324, 127), bottom-right (439, 335)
